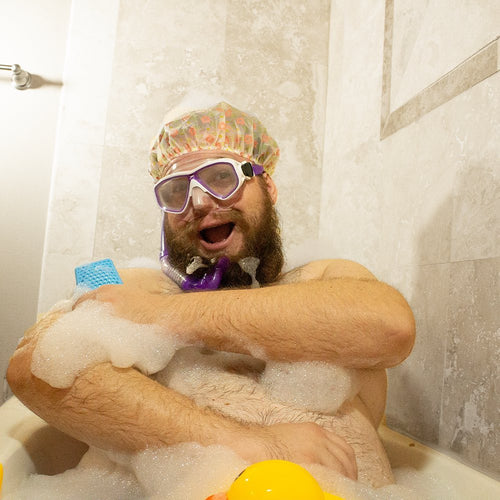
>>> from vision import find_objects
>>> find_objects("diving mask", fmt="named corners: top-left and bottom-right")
top-left (154, 158), bottom-right (264, 214)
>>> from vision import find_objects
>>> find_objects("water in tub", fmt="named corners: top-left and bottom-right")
top-left (7, 255), bottom-right (457, 500)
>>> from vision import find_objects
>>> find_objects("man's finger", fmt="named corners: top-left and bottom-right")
top-left (322, 431), bottom-right (358, 480)
top-left (325, 442), bottom-right (357, 480)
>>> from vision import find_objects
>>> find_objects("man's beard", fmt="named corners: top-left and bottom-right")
top-left (164, 186), bottom-right (284, 289)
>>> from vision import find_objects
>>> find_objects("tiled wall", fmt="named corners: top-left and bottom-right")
top-left (38, 0), bottom-right (121, 311)
top-left (321, 0), bottom-right (499, 475)
top-left (37, 0), bottom-right (498, 477)
top-left (39, 0), bottom-right (331, 311)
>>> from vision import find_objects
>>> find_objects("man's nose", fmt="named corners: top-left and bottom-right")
top-left (190, 186), bottom-right (218, 212)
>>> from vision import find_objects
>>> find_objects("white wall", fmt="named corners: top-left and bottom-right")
top-left (322, 0), bottom-right (499, 475)
top-left (37, 0), bottom-right (330, 311)
top-left (0, 0), bottom-right (71, 401)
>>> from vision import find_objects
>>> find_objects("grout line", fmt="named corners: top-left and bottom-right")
top-left (380, 3), bottom-right (499, 139)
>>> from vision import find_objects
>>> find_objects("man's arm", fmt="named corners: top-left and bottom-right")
top-left (84, 260), bottom-right (415, 369)
top-left (7, 309), bottom-right (357, 479)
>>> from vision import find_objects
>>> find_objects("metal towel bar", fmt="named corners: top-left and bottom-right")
top-left (0, 63), bottom-right (32, 89)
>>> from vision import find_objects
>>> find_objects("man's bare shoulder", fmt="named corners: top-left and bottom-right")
top-left (117, 267), bottom-right (182, 294)
top-left (278, 259), bottom-right (377, 284)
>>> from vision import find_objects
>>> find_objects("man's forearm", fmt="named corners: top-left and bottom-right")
top-left (7, 307), bottom-right (360, 476)
top-left (8, 340), bottom-right (359, 476)
top-left (79, 261), bottom-right (414, 369)
top-left (6, 312), bottom-right (252, 453)
top-left (8, 343), bottom-right (253, 453)
top-left (158, 278), bottom-right (415, 369)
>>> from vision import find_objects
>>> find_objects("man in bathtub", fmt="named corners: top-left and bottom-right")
top-left (7, 101), bottom-right (415, 488)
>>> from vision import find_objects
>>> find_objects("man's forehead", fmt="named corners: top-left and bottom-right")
top-left (165, 150), bottom-right (247, 175)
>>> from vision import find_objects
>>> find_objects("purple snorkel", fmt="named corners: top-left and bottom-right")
top-left (159, 214), bottom-right (230, 291)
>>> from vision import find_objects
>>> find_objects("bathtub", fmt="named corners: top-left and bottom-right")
top-left (0, 396), bottom-right (498, 499)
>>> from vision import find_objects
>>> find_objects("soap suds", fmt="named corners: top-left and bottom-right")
top-left (21, 291), bottom-right (459, 499)
top-left (32, 301), bottom-right (181, 388)
top-left (261, 361), bottom-right (360, 414)
top-left (4, 447), bottom-right (143, 500)
top-left (238, 256), bottom-right (261, 288)
top-left (6, 444), bottom-right (458, 500)
top-left (186, 255), bottom-right (207, 274)
top-left (131, 443), bottom-right (246, 500)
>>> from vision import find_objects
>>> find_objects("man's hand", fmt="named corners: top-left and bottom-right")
top-left (74, 284), bottom-right (163, 324)
top-left (73, 268), bottom-right (183, 324)
top-left (232, 422), bottom-right (358, 480)
top-left (267, 422), bottom-right (358, 480)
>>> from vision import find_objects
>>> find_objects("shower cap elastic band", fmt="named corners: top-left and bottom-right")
top-left (149, 102), bottom-right (280, 181)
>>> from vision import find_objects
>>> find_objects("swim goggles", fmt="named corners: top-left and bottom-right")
top-left (154, 158), bottom-right (264, 214)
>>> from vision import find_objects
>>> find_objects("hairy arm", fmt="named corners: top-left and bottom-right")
top-left (6, 258), bottom-right (411, 479)
top-left (87, 260), bottom-right (415, 369)
top-left (7, 280), bottom-right (357, 478)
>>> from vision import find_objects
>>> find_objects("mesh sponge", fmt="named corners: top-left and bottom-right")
top-left (75, 259), bottom-right (123, 290)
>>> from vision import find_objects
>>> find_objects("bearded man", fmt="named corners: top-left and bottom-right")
top-left (8, 102), bottom-right (415, 488)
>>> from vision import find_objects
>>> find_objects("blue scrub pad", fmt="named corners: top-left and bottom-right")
top-left (75, 259), bottom-right (123, 290)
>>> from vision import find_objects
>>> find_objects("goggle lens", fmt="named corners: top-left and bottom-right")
top-left (197, 163), bottom-right (239, 197)
top-left (157, 176), bottom-right (190, 212)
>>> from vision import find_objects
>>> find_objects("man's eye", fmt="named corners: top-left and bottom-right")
top-left (207, 167), bottom-right (233, 184)
top-left (214, 171), bottom-right (231, 182)
top-left (171, 183), bottom-right (185, 193)
top-left (164, 179), bottom-right (187, 200)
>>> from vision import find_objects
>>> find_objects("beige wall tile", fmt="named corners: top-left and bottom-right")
top-left (105, 0), bottom-right (228, 150)
top-left (323, 0), bottom-right (386, 158)
top-left (386, 263), bottom-right (450, 444)
top-left (100, 0), bottom-right (331, 260)
top-left (323, 0), bottom-right (499, 474)
top-left (38, 143), bottom-right (106, 312)
top-left (39, 0), bottom-right (120, 311)
top-left (319, 139), bottom-right (387, 274)
top-left (93, 146), bottom-right (160, 263)
top-left (451, 164), bottom-right (499, 262)
top-left (391, 0), bottom-right (500, 110)
top-left (439, 258), bottom-right (499, 471)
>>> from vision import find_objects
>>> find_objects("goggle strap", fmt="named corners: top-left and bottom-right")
top-left (246, 163), bottom-right (264, 176)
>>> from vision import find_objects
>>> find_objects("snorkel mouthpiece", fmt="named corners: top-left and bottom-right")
top-left (160, 254), bottom-right (229, 291)
top-left (185, 255), bottom-right (230, 291)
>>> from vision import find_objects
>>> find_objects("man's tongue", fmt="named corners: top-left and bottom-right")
top-left (201, 223), bottom-right (234, 244)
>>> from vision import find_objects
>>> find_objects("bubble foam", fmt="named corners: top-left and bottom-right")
top-left (4, 447), bottom-right (144, 500)
top-left (261, 361), bottom-right (360, 413)
top-left (131, 443), bottom-right (246, 499)
top-left (31, 301), bottom-right (181, 388)
top-left (6, 444), bottom-right (459, 500)
top-left (238, 256), bottom-right (261, 288)
top-left (23, 294), bottom-right (459, 499)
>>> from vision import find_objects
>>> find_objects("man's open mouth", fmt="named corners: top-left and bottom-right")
top-left (199, 222), bottom-right (235, 244)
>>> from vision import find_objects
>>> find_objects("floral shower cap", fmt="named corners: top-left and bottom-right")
top-left (149, 102), bottom-right (280, 181)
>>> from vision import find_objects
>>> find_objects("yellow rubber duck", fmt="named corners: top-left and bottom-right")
top-left (206, 459), bottom-right (345, 500)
